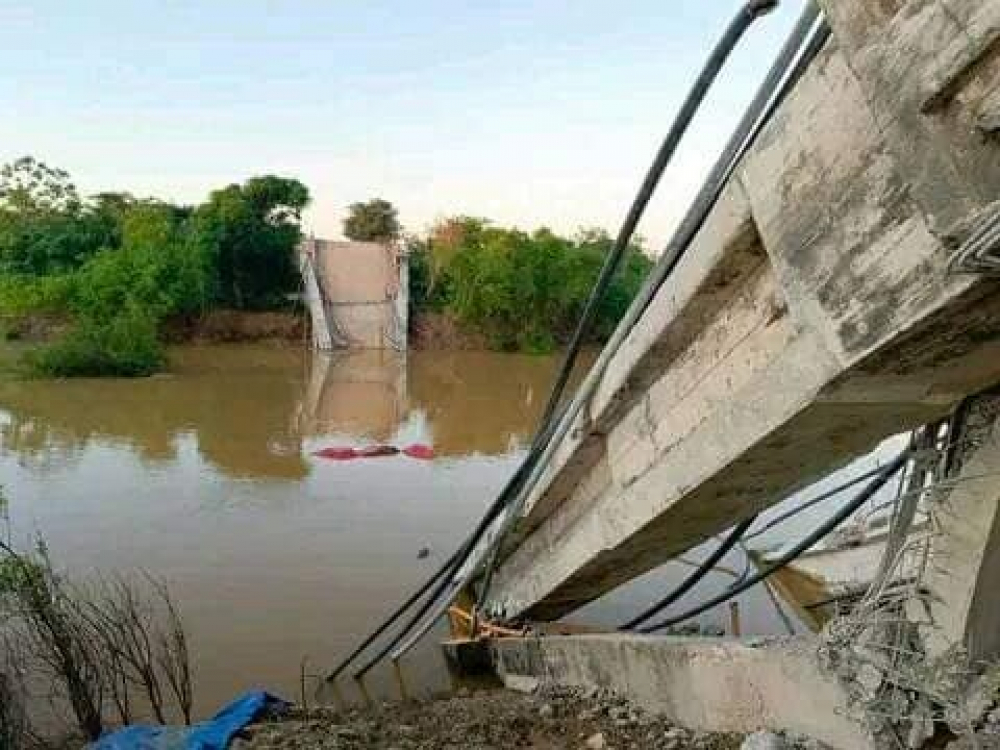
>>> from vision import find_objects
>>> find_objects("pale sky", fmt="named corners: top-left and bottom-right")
top-left (1, 1), bottom-right (806, 249)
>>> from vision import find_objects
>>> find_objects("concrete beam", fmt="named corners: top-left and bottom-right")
top-left (486, 5), bottom-right (1000, 621)
top-left (486, 634), bottom-right (873, 749)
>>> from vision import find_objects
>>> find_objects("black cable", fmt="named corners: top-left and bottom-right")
top-left (469, 4), bottom-right (828, 625)
top-left (623, 445), bottom-right (894, 631)
top-left (639, 450), bottom-right (908, 633)
top-left (350, 408), bottom-right (568, 679)
top-left (535, 0), bottom-right (780, 434)
top-left (340, 0), bottom-right (787, 681)
top-left (620, 516), bottom-right (757, 631)
top-left (476, 0), bottom-right (781, 615)
top-left (322, 548), bottom-right (459, 684)
top-left (742, 461), bottom-right (891, 542)
top-left (326, 2), bottom-right (824, 682)
top-left (393, 3), bottom-right (829, 661)
top-left (394, 3), bottom-right (813, 661)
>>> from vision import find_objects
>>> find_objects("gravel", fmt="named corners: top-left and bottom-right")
top-left (237, 686), bottom-right (826, 750)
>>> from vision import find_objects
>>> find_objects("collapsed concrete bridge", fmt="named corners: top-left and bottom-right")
top-left (484, 0), bottom-right (1000, 624)
top-left (459, 1), bottom-right (1000, 745)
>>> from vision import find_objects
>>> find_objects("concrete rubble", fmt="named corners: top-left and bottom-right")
top-left (235, 687), bottom-right (830, 750)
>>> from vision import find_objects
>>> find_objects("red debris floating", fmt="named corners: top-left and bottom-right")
top-left (357, 444), bottom-right (399, 458)
top-left (313, 443), bottom-right (434, 461)
top-left (313, 446), bottom-right (359, 461)
top-left (402, 443), bottom-right (435, 460)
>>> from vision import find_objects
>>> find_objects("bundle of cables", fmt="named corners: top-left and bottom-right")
top-left (323, 0), bottom-right (835, 687)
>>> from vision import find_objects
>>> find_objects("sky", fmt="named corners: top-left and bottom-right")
top-left (0, 1), bottom-right (807, 250)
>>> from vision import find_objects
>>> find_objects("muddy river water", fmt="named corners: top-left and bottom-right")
top-left (0, 344), bottom-right (808, 717)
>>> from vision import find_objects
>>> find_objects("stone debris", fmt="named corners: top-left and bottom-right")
top-left (740, 731), bottom-right (789, 750)
top-left (238, 686), bottom-right (829, 750)
top-left (501, 673), bottom-right (540, 694)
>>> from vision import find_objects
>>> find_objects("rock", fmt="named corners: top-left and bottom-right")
top-left (741, 730), bottom-right (790, 750)
top-left (794, 739), bottom-right (830, 750)
top-left (585, 732), bottom-right (607, 749)
top-left (609, 706), bottom-right (631, 722)
top-left (539, 703), bottom-right (554, 719)
top-left (502, 673), bottom-right (540, 694)
top-left (663, 726), bottom-right (687, 746)
top-left (417, 547), bottom-right (430, 559)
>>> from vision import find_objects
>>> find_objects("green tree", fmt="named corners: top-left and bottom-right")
top-left (192, 175), bottom-right (309, 310)
top-left (412, 218), bottom-right (652, 352)
top-left (343, 198), bottom-right (400, 242)
top-left (0, 156), bottom-right (79, 213)
top-left (0, 157), bottom-right (112, 275)
top-left (72, 202), bottom-right (209, 322)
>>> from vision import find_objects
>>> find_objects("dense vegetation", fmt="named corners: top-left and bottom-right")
top-left (0, 157), bottom-right (652, 376)
top-left (408, 217), bottom-right (652, 352)
top-left (0, 157), bottom-right (309, 376)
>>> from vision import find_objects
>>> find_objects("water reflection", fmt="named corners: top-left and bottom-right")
top-left (0, 345), bottom-right (559, 480)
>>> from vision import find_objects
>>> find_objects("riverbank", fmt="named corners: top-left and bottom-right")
top-left (409, 311), bottom-right (489, 350)
top-left (4, 310), bottom-right (510, 351)
top-left (4, 310), bottom-right (305, 345)
top-left (238, 686), bottom-right (806, 750)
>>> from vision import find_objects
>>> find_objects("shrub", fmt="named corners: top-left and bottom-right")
top-left (343, 198), bottom-right (400, 242)
top-left (26, 310), bottom-right (165, 378)
top-left (436, 224), bottom-right (652, 352)
top-left (0, 273), bottom-right (76, 316)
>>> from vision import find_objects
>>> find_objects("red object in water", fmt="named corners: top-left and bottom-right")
top-left (313, 443), bottom-right (432, 461)
top-left (402, 443), bottom-right (435, 460)
top-left (313, 444), bottom-right (400, 461)
top-left (357, 444), bottom-right (399, 458)
top-left (313, 446), bottom-right (360, 460)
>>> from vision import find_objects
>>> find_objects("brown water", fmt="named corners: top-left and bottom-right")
top-left (0, 345), bottom-right (565, 713)
top-left (0, 343), bottom-right (807, 719)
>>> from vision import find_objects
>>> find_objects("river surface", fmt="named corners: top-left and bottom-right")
top-left (0, 344), bottom-right (811, 718)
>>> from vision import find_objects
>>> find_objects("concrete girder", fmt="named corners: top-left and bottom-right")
top-left (486, 2), bottom-right (1000, 621)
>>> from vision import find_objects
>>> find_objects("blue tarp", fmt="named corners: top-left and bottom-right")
top-left (92, 691), bottom-right (288, 750)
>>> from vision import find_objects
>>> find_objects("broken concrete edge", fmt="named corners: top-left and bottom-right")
top-left (444, 633), bottom-right (875, 750)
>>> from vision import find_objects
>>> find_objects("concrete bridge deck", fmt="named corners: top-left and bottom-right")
top-left (484, 0), bottom-right (1000, 622)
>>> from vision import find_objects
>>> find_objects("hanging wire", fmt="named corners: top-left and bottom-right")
top-left (321, 0), bottom-right (798, 685)
top-left (638, 450), bottom-right (908, 633)
top-left (386, 3), bottom-right (830, 667)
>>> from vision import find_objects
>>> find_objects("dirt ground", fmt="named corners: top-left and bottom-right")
top-left (236, 686), bottom-right (819, 750)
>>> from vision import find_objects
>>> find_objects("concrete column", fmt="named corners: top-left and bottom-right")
top-left (926, 389), bottom-right (1000, 661)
